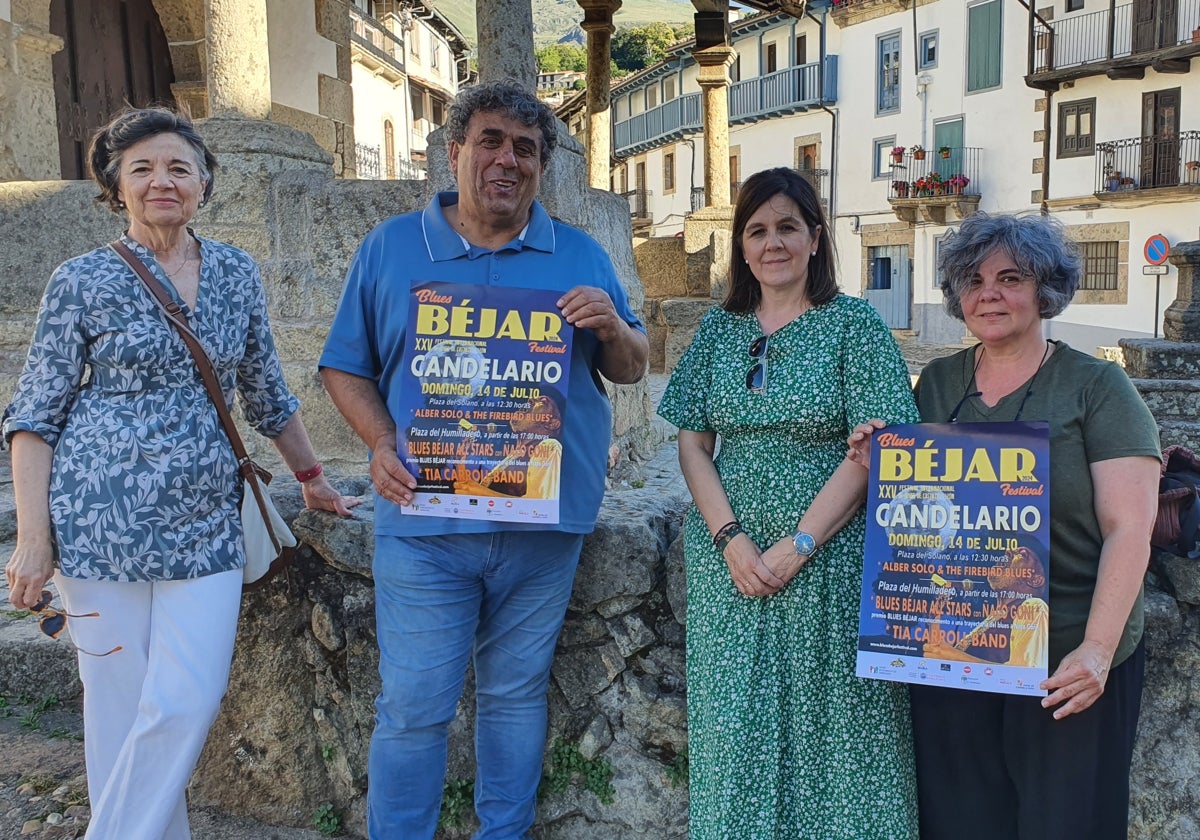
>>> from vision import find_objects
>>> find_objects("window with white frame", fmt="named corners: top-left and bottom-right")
top-left (1066, 0), bottom-right (1084, 11)
top-left (967, 0), bottom-right (1002, 92)
top-left (664, 151), bottom-right (676, 193)
top-left (873, 136), bottom-right (897, 180)
top-left (919, 31), bottom-right (938, 69)
top-left (878, 33), bottom-right (901, 114)
top-left (766, 42), bottom-right (777, 74)
top-left (431, 42), bottom-right (440, 70)
top-left (1058, 98), bottom-right (1095, 158)
top-left (647, 85), bottom-right (658, 109)
top-left (664, 76), bottom-right (676, 101)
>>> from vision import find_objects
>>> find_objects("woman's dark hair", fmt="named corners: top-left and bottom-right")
top-left (723, 167), bottom-right (838, 314)
top-left (938, 211), bottom-right (1081, 321)
top-left (445, 80), bottom-right (558, 165)
top-left (87, 107), bottom-right (218, 212)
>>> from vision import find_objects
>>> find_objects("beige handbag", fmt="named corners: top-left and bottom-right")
top-left (110, 240), bottom-right (298, 587)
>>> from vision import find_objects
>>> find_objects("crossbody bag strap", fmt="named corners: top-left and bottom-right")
top-left (108, 239), bottom-right (261, 480)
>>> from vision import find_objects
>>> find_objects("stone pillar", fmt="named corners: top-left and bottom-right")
top-left (476, 0), bottom-right (535, 90)
top-left (1164, 241), bottom-right (1200, 342)
top-left (0, 13), bottom-right (63, 180)
top-left (578, 0), bottom-right (620, 190)
top-left (692, 45), bottom-right (735, 208)
top-left (205, 0), bottom-right (271, 118)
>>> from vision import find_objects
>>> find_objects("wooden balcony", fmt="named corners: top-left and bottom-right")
top-left (1027, 0), bottom-right (1200, 90)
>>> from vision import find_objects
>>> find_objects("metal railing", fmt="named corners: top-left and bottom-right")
top-left (624, 189), bottom-right (652, 221)
top-left (887, 147), bottom-right (983, 200)
top-left (350, 7), bottom-right (405, 66)
top-left (1095, 130), bottom-right (1200, 193)
top-left (1033, 0), bottom-right (1200, 73)
top-left (356, 143), bottom-right (381, 180)
top-left (355, 143), bottom-right (427, 181)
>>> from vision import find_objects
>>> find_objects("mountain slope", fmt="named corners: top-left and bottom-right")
top-left (433, 0), bottom-right (695, 48)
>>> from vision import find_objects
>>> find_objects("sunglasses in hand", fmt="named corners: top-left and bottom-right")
top-left (29, 590), bottom-right (122, 657)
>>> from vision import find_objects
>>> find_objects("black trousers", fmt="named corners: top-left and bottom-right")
top-left (910, 640), bottom-right (1145, 840)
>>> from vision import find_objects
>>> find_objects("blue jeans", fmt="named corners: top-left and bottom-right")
top-left (368, 530), bottom-right (584, 840)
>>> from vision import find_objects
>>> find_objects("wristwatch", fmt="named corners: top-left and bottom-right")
top-left (792, 530), bottom-right (817, 557)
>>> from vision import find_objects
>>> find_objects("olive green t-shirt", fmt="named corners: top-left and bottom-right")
top-left (913, 341), bottom-right (1160, 669)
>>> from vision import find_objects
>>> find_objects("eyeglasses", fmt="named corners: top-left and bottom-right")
top-left (29, 590), bottom-right (122, 657)
top-left (746, 335), bottom-right (769, 394)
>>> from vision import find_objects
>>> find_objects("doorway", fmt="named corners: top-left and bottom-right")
top-left (865, 245), bottom-right (912, 329)
top-left (51, 0), bottom-right (175, 180)
top-left (1141, 88), bottom-right (1180, 188)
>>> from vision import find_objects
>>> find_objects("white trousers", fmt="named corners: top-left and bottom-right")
top-left (56, 569), bottom-right (242, 840)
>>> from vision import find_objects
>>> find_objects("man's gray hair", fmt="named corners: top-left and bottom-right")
top-left (446, 81), bottom-right (558, 164)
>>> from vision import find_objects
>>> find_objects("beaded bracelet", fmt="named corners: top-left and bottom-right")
top-left (712, 520), bottom-right (744, 552)
top-left (294, 462), bottom-right (324, 483)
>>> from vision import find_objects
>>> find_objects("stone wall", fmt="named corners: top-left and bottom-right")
top-left (0, 116), bottom-right (654, 470)
top-left (188, 469), bottom-right (693, 839)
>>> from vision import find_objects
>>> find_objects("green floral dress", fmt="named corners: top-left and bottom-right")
top-left (658, 295), bottom-right (920, 840)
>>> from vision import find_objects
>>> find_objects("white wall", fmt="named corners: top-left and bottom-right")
top-left (0, 2), bottom-right (11, 23)
top-left (266, 0), bottom-right (337, 115)
top-left (351, 65), bottom-right (410, 163)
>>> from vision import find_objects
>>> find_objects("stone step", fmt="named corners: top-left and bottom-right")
top-left (1131, 379), bottom-right (1200, 421)
top-left (1120, 339), bottom-right (1200, 379)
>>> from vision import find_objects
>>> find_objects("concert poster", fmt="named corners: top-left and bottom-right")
top-left (855, 422), bottom-right (1051, 697)
top-left (396, 282), bottom-right (573, 524)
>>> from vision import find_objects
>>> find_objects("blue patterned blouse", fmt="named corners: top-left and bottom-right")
top-left (2, 233), bottom-right (299, 582)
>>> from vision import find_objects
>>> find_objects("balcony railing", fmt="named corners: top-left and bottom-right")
top-left (614, 58), bottom-right (836, 156)
top-left (887, 147), bottom-right (983, 200)
top-left (350, 7), bottom-right (405, 68)
top-left (729, 62), bottom-right (821, 124)
top-left (1095, 130), bottom-right (1200, 193)
top-left (356, 143), bottom-right (380, 180)
top-left (624, 189), bottom-right (652, 221)
top-left (356, 143), bottom-right (428, 181)
top-left (1032, 0), bottom-right (1200, 75)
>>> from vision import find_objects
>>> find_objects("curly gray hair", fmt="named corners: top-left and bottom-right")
top-left (939, 212), bottom-right (1081, 321)
top-left (445, 81), bottom-right (558, 164)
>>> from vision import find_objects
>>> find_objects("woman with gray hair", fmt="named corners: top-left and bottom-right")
top-left (849, 211), bottom-right (1160, 839)
top-left (4, 107), bottom-right (356, 839)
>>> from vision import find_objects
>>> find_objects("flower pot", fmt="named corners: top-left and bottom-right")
top-left (948, 185), bottom-right (963, 196)
top-left (939, 150), bottom-right (951, 159)
top-left (891, 152), bottom-right (904, 164)
top-left (894, 183), bottom-right (909, 198)
top-left (913, 150), bottom-right (926, 161)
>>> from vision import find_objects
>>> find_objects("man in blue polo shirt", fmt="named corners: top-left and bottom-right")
top-left (319, 80), bottom-right (647, 840)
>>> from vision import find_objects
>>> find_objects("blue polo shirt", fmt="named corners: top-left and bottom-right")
top-left (320, 191), bottom-right (645, 537)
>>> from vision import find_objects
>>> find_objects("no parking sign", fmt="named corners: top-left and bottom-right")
top-left (1144, 234), bottom-right (1170, 266)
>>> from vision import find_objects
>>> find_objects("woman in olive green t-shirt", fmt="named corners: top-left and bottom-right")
top-left (849, 212), bottom-right (1160, 840)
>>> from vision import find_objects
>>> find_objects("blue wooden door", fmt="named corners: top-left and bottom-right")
top-left (865, 245), bottom-right (911, 329)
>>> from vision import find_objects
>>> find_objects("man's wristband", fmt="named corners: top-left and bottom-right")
top-left (294, 463), bottom-right (324, 483)
top-left (712, 520), bottom-right (744, 552)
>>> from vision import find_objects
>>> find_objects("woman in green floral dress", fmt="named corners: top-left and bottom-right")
top-left (658, 168), bottom-right (920, 839)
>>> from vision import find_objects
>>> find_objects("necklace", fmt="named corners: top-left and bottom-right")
top-left (158, 246), bottom-right (195, 278)
top-left (948, 340), bottom-right (1052, 423)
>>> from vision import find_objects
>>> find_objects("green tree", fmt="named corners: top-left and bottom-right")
top-left (536, 43), bottom-right (588, 74)
top-left (611, 22), bottom-right (680, 72)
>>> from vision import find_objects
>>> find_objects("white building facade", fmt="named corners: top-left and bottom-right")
top-left (350, 0), bottom-right (469, 180)
top-left (590, 0), bottom-right (1200, 354)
